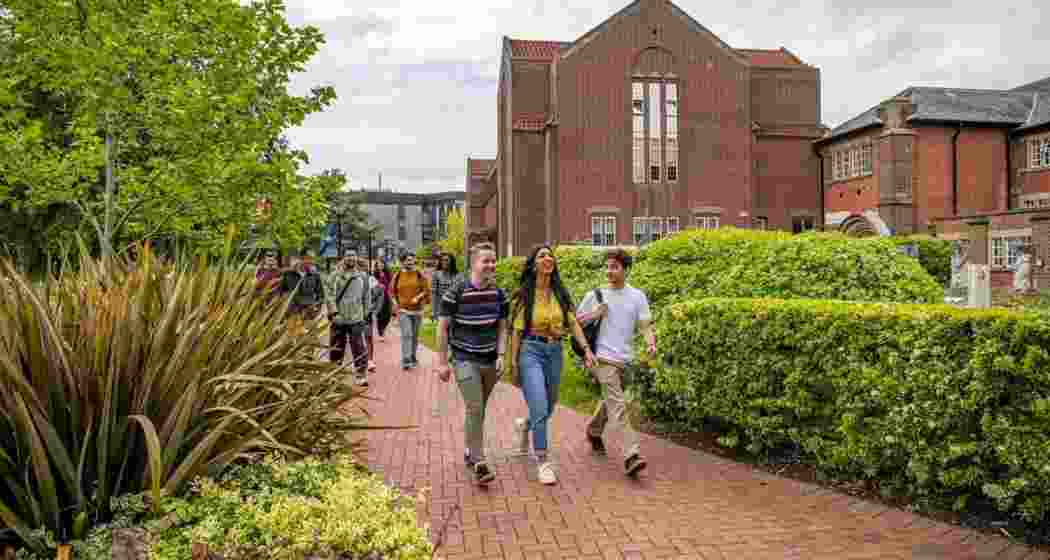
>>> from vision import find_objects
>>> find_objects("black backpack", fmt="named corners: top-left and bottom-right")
top-left (571, 288), bottom-right (604, 359)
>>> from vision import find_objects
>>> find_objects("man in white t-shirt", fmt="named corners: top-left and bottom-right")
top-left (576, 248), bottom-right (656, 477)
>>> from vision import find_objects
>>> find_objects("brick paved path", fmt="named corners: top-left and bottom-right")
top-left (360, 326), bottom-right (1043, 560)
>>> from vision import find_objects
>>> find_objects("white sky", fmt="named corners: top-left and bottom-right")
top-left (282, 0), bottom-right (1050, 193)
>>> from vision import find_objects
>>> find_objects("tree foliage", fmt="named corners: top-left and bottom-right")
top-left (0, 0), bottom-right (338, 257)
top-left (437, 208), bottom-right (465, 261)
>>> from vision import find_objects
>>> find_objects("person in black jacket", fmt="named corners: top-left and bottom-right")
top-left (280, 252), bottom-right (325, 320)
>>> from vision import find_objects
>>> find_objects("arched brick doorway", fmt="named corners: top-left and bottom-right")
top-left (840, 214), bottom-right (879, 237)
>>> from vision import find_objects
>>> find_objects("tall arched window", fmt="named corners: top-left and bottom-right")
top-left (631, 78), bottom-right (678, 184)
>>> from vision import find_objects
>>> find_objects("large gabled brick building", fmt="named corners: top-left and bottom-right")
top-left (466, 0), bottom-right (826, 257)
top-left (814, 77), bottom-right (1050, 287)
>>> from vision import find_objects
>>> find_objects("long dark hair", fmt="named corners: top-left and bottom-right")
top-left (513, 245), bottom-right (574, 337)
top-left (438, 252), bottom-right (458, 276)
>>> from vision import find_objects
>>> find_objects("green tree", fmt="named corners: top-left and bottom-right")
top-left (437, 208), bottom-right (465, 261)
top-left (0, 0), bottom-right (337, 258)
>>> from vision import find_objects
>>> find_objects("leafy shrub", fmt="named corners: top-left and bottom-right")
top-left (632, 229), bottom-right (943, 310)
top-left (649, 297), bottom-right (1050, 522)
top-left (0, 246), bottom-right (372, 553)
top-left (154, 455), bottom-right (430, 560)
top-left (14, 455), bottom-right (430, 560)
top-left (893, 234), bottom-right (952, 287)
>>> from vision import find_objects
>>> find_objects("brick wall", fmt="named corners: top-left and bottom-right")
top-left (916, 126), bottom-right (956, 226)
top-left (555, 0), bottom-right (754, 244)
top-left (754, 135), bottom-right (822, 230)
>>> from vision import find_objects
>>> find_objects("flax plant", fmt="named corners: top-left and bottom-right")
top-left (0, 239), bottom-right (377, 552)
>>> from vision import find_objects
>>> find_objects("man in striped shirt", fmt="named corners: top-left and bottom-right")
top-left (435, 242), bottom-right (509, 485)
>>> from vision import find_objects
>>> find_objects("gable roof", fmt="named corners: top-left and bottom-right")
top-left (560, 0), bottom-right (748, 65)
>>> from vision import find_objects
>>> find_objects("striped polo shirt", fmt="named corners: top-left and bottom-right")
top-left (439, 276), bottom-right (509, 362)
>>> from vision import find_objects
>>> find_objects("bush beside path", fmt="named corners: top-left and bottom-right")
top-left (361, 324), bottom-right (1042, 560)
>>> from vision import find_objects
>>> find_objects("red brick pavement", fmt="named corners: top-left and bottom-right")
top-left (359, 327), bottom-right (1044, 560)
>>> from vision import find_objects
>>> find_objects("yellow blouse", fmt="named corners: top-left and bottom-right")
top-left (513, 292), bottom-right (577, 335)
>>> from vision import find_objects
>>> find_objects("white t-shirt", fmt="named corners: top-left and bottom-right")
top-left (576, 284), bottom-right (651, 365)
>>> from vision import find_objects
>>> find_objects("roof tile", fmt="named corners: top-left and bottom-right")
top-left (512, 112), bottom-right (548, 131)
top-left (508, 39), bottom-right (569, 61)
top-left (735, 48), bottom-right (802, 67)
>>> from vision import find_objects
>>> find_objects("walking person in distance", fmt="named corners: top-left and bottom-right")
top-left (510, 245), bottom-right (596, 485)
top-left (325, 249), bottom-right (373, 386)
top-left (391, 253), bottom-right (430, 370)
top-left (431, 252), bottom-right (459, 321)
top-left (434, 242), bottom-right (509, 485)
top-left (576, 248), bottom-right (656, 477)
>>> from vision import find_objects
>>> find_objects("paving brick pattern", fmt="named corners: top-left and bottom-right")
top-left (359, 329), bottom-right (1044, 560)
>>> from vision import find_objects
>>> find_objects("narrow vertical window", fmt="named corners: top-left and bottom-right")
top-left (591, 216), bottom-right (603, 246)
top-left (604, 216), bottom-right (616, 246)
top-left (649, 82), bottom-right (662, 182)
top-left (632, 82), bottom-right (646, 183)
top-left (665, 83), bottom-right (678, 182)
top-left (667, 217), bottom-right (679, 234)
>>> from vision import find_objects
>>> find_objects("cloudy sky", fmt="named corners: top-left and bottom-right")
top-left (282, 0), bottom-right (1050, 194)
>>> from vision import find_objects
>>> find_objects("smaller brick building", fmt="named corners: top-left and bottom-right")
top-left (815, 77), bottom-right (1050, 288)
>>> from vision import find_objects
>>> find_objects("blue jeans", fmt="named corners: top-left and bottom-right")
top-left (399, 313), bottom-right (422, 367)
top-left (518, 338), bottom-right (563, 457)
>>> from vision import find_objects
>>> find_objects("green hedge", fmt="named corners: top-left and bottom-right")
top-left (632, 229), bottom-right (943, 310)
top-left (647, 297), bottom-right (1050, 521)
top-left (893, 235), bottom-right (953, 287)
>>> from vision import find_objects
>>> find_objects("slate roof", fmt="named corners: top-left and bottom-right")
top-left (823, 77), bottom-right (1050, 142)
top-left (826, 106), bottom-right (883, 139)
top-left (1012, 77), bottom-right (1050, 131)
top-left (903, 87), bottom-right (1033, 125)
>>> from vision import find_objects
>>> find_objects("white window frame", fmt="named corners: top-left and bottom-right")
top-left (632, 82), bottom-right (646, 184)
top-left (693, 215), bottom-right (720, 230)
top-left (667, 216), bottom-right (680, 234)
top-left (633, 217), bottom-right (646, 246)
top-left (665, 83), bottom-right (678, 182)
top-left (591, 216), bottom-right (617, 247)
top-left (1029, 136), bottom-right (1050, 170)
top-left (991, 233), bottom-right (1032, 270)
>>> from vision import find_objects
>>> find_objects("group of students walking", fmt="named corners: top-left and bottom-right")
top-left (435, 242), bottom-right (655, 486)
top-left (254, 249), bottom-right (439, 385)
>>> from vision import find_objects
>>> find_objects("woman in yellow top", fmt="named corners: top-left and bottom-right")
top-left (510, 245), bottom-right (596, 485)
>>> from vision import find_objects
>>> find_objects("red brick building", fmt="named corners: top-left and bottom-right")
top-left (465, 0), bottom-right (825, 256)
top-left (814, 77), bottom-right (1050, 286)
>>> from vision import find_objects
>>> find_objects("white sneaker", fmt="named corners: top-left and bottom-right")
top-left (513, 418), bottom-right (529, 455)
top-left (537, 461), bottom-right (557, 485)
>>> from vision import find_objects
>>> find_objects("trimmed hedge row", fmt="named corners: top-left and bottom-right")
top-left (632, 229), bottom-right (944, 309)
top-left (493, 229), bottom-right (944, 307)
top-left (646, 298), bottom-right (1050, 521)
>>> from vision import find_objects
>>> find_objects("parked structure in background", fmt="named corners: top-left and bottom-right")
top-left (816, 77), bottom-right (1050, 288)
top-left (466, 0), bottom-right (826, 257)
top-left (327, 190), bottom-right (465, 262)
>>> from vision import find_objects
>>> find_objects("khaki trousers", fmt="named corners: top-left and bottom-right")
top-left (586, 361), bottom-right (640, 459)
